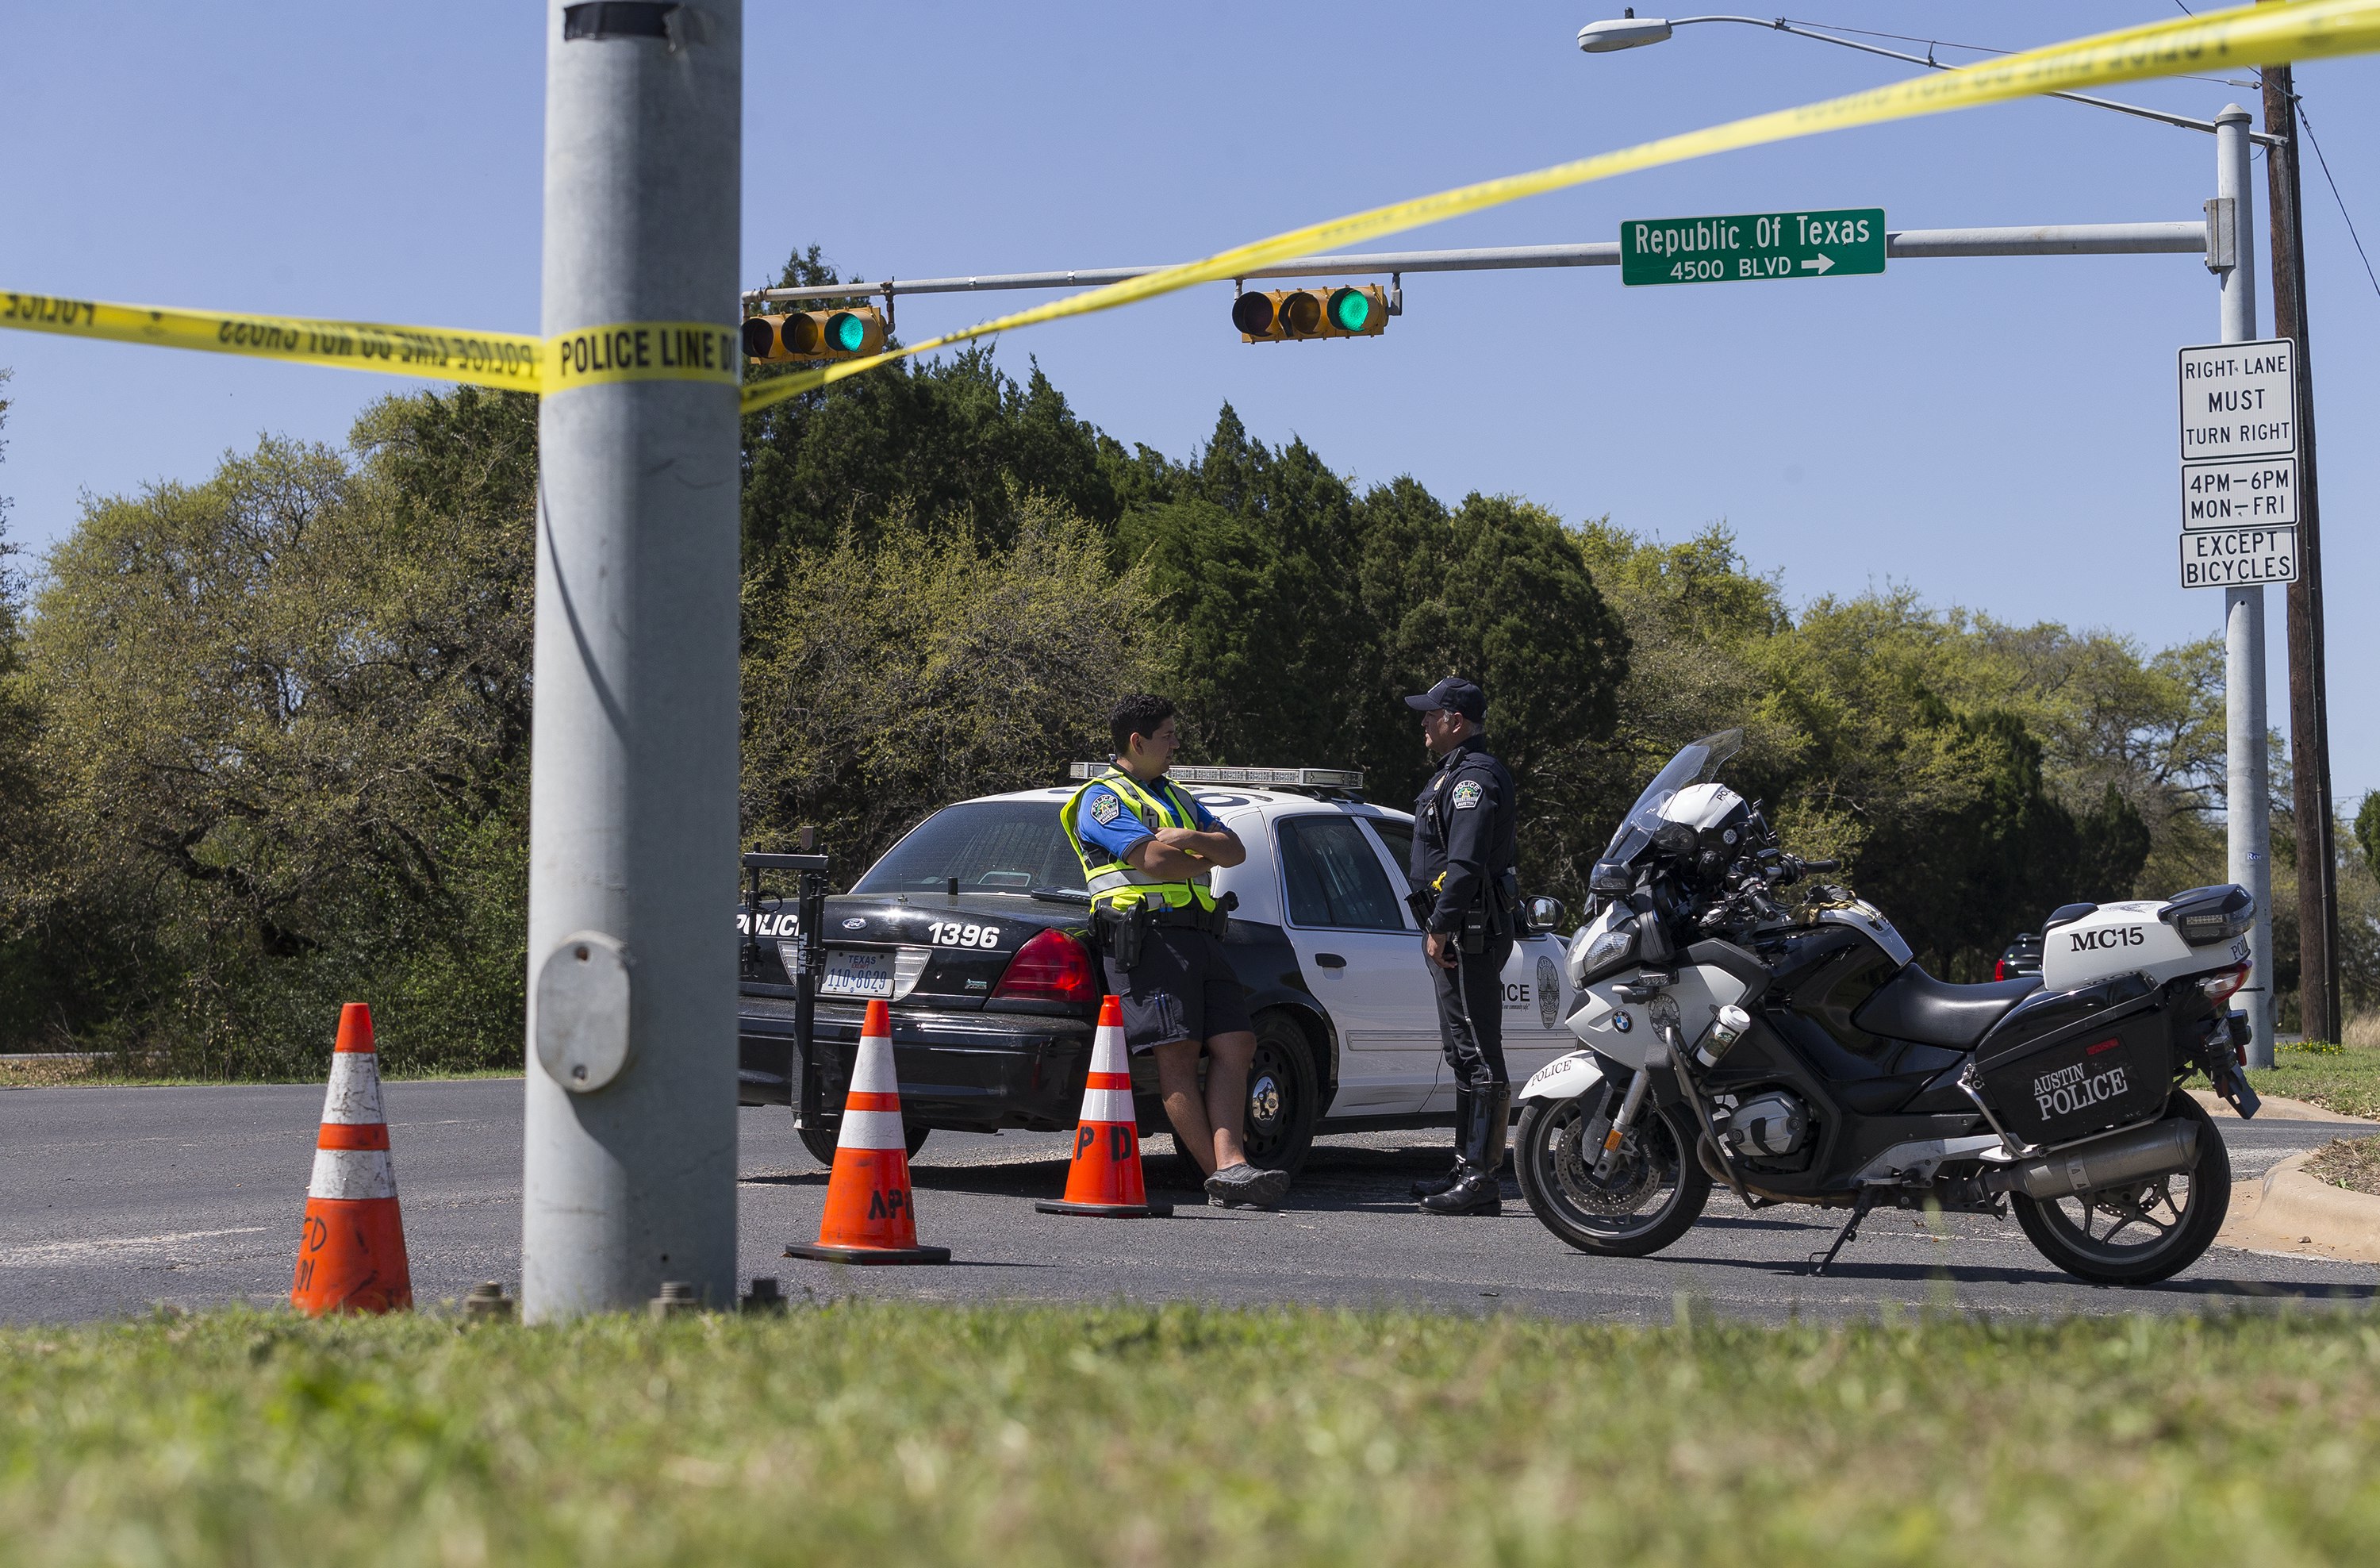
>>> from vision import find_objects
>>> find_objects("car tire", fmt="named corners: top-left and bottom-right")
top-left (1242, 1010), bottom-right (1321, 1178)
top-left (798, 1116), bottom-right (929, 1167)
top-left (1165, 1009), bottom-right (1321, 1186)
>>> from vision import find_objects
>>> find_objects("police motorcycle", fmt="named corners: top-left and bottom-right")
top-left (1512, 728), bottom-right (2263, 1285)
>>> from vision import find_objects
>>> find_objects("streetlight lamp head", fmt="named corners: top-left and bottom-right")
top-left (1578, 13), bottom-right (1673, 52)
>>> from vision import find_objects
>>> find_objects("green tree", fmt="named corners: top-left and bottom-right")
top-left (16, 389), bottom-right (539, 1073)
top-left (1351, 485), bottom-right (1628, 895)
top-left (1119, 408), bottom-right (1375, 771)
top-left (1749, 592), bottom-right (2151, 977)
top-left (739, 247), bottom-right (1155, 574)
top-left (741, 493), bottom-right (1178, 878)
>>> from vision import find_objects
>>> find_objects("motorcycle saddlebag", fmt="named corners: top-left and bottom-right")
top-left (1972, 988), bottom-right (2174, 1147)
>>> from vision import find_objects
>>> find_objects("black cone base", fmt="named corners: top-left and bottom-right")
top-left (1035, 1198), bottom-right (1175, 1218)
top-left (784, 1242), bottom-right (952, 1266)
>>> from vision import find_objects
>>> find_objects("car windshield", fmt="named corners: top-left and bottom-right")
top-left (853, 800), bottom-right (1085, 894)
top-left (1602, 729), bottom-right (1745, 866)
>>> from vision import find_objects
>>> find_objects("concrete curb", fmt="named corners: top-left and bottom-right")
top-left (2189, 1088), bottom-right (2378, 1124)
top-left (2221, 1150), bottom-right (2380, 1266)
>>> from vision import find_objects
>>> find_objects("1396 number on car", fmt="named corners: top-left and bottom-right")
top-left (927, 921), bottom-right (1000, 949)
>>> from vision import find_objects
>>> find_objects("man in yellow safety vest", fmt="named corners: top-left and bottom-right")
top-left (1060, 694), bottom-right (1289, 1209)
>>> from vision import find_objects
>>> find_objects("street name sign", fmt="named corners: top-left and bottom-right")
top-left (2175, 338), bottom-right (2297, 590)
top-left (1620, 208), bottom-right (1886, 286)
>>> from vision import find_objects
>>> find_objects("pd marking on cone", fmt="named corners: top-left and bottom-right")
top-left (1038, 995), bottom-right (1172, 1218)
top-left (291, 1002), bottom-right (413, 1313)
top-left (785, 998), bottom-right (951, 1266)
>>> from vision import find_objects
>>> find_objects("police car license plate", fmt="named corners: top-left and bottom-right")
top-left (819, 949), bottom-right (895, 999)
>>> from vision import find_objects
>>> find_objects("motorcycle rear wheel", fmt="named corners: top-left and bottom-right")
top-left (2011, 1091), bottom-right (2230, 1286)
top-left (1515, 1086), bottom-right (1710, 1257)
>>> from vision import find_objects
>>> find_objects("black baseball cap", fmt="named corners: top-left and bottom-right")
top-left (1403, 677), bottom-right (1485, 721)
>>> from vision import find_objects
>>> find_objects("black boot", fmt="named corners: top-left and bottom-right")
top-left (1419, 1086), bottom-right (1510, 1215)
top-left (1410, 1090), bottom-right (1470, 1199)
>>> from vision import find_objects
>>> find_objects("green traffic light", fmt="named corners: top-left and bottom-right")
top-left (1329, 287), bottom-right (1371, 332)
top-left (827, 312), bottom-right (867, 353)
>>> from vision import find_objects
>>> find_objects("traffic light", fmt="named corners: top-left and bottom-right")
top-left (741, 306), bottom-right (886, 363)
top-left (1231, 284), bottom-right (1389, 344)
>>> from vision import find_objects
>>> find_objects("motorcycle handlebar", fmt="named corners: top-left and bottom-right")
top-left (1798, 857), bottom-right (1841, 872)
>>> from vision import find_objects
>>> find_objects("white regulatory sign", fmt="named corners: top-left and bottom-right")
top-left (2177, 339), bottom-right (2294, 461)
top-left (2182, 455), bottom-right (2297, 531)
top-left (2179, 525), bottom-right (2297, 590)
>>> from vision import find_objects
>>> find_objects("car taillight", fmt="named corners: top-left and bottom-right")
top-left (992, 929), bottom-right (1099, 1005)
top-left (2198, 960), bottom-right (2251, 1005)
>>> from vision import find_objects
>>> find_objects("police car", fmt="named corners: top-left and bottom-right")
top-left (736, 766), bottom-right (1572, 1175)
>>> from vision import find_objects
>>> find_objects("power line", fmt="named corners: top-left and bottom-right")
top-left (2293, 97), bottom-right (2380, 301)
top-left (1799, 13), bottom-right (2255, 88)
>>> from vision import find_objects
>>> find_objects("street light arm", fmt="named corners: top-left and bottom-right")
top-left (1647, 15), bottom-right (2281, 145)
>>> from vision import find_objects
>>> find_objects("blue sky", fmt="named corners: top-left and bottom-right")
top-left (3, 2), bottom-right (2374, 805)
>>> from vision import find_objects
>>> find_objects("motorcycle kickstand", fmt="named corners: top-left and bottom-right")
top-left (1808, 1187), bottom-right (1881, 1277)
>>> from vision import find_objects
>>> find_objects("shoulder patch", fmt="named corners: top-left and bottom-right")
top-left (1451, 779), bottom-right (1484, 810)
top-left (1088, 791), bottom-right (1123, 825)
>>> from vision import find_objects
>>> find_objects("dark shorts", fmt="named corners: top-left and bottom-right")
top-left (1102, 928), bottom-right (1253, 1053)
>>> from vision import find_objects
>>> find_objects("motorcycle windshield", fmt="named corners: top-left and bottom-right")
top-left (1602, 728), bottom-right (1745, 866)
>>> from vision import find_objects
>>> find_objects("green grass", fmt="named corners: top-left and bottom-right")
top-left (0, 1060), bottom-right (524, 1090)
top-left (10, 1305), bottom-right (2380, 1566)
top-left (2237, 1039), bottom-right (2380, 1119)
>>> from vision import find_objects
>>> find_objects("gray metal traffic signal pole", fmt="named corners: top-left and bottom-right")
top-left (524, 0), bottom-right (744, 1321)
top-left (2214, 104), bottom-right (2276, 1068)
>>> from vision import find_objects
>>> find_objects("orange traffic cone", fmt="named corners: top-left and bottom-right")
top-left (785, 998), bottom-right (950, 1265)
top-left (1038, 995), bottom-right (1172, 1217)
top-left (290, 1003), bottom-right (413, 1313)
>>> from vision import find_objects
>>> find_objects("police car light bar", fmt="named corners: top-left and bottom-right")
top-left (1067, 763), bottom-right (1365, 790)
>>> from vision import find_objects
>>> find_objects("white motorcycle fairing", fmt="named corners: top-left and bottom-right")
top-left (2040, 899), bottom-right (2243, 990)
top-left (1516, 1050), bottom-right (1605, 1104)
top-left (1566, 960), bottom-right (1760, 1070)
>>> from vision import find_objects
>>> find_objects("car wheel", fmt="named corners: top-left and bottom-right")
top-left (1157, 1011), bottom-right (1322, 1188)
top-left (797, 1116), bottom-right (929, 1167)
top-left (1240, 1011), bottom-right (1321, 1178)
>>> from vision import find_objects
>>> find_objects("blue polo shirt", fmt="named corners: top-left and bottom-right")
top-left (1075, 774), bottom-right (1222, 865)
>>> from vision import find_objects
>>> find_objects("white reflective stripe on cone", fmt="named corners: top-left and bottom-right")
top-left (836, 1109), bottom-right (908, 1150)
top-left (318, 1051), bottom-right (388, 1125)
top-left (1088, 1024), bottom-right (1128, 1076)
top-left (309, 1147), bottom-right (397, 1201)
top-left (1080, 1088), bottom-right (1137, 1124)
top-left (848, 1033), bottom-right (899, 1095)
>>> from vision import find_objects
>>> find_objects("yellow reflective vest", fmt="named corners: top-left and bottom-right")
top-left (1059, 767), bottom-right (1220, 914)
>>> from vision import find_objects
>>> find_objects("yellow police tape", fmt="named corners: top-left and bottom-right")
top-left (545, 321), bottom-right (743, 391)
top-left (0, 291), bottom-right (740, 396)
top-left (1, 290), bottom-right (545, 391)
top-left (738, 0), bottom-right (2380, 417)
top-left (3, 2), bottom-right (2374, 409)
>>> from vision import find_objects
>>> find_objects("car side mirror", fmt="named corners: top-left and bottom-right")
top-left (1528, 896), bottom-right (1564, 934)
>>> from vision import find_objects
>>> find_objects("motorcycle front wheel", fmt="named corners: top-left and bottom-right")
top-left (2011, 1091), bottom-right (2232, 1286)
top-left (1515, 1086), bottom-right (1710, 1257)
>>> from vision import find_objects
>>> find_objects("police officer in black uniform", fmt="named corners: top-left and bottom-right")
top-left (1403, 677), bottom-right (1522, 1216)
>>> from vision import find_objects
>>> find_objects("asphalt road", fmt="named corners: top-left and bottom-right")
top-left (4, 1078), bottom-right (2373, 1325)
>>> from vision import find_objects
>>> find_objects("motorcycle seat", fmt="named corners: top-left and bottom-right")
top-left (1852, 964), bottom-right (2040, 1051)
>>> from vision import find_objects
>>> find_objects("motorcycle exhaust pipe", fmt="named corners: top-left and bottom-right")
top-left (1989, 1117), bottom-right (2199, 1202)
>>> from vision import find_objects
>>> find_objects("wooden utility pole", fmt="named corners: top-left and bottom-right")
top-left (2261, 58), bottom-right (2342, 1043)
